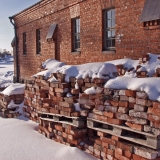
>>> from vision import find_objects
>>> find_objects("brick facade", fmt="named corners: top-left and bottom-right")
top-left (12, 0), bottom-right (160, 80)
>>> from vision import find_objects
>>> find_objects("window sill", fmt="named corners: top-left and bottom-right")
top-left (71, 51), bottom-right (81, 55)
top-left (142, 25), bottom-right (160, 30)
top-left (102, 50), bottom-right (116, 54)
top-left (22, 54), bottom-right (27, 56)
top-left (36, 53), bottom-right (42, 56)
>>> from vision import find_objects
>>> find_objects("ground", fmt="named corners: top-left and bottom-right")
top-left (0, 116), bottom-right (96, 160)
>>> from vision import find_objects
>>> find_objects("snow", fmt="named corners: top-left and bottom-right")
top-left (2, 83), bottom-right (25, 96)
top-left (7, 100), bottom-right (25, 115)
top-left (108, 58), bottom-right (139, 70)
top-left (0, 60), bottom-right (14, 88)
top-left (42, 58), bottom-right (65, 69)
top-left (48, 75), bottom-right (58, 82)
top-left (34, 61), bottom-right (118, 82)
top-left (66, 93), bottom-right (73, 97)
top-left (0, 117), bottom-right (97, 160)
top-left (84, 87), bottom-right (96, 95)
top-left (105, 77), bottom-right (160, 101)
top-left (74, 103), bottom-right (82, 112)
top-left (56, 62), bottom-right (118, 81)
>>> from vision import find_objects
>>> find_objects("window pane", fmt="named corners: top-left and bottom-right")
top-left (77, 42), bottom-right (80, 49)
top-left (111, 30), bottom-right (115, 38)
top-left (111, 39), bottom-right (115, 47)
top-left (107, 20), bottom-right (111, 28)
top-left (112, 18), bottom-right (115, 27)
top-left (76, 19), bottom-right (79, 27)
top-left (107, 10), bottom-right (111, 19)
top-left (112, 9), bottom-right (115, 18)
top-left (107, 31), bottom-right (112, 38)
top-left (106, 40), bottom-right (111, 48)
top-left (75, 34), bottom-right (80, 41)
top-left (76, 26), bottom-right (80, 33)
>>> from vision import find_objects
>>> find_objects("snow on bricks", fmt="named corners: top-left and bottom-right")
top-left (0, 84), bottom-right (25, 118)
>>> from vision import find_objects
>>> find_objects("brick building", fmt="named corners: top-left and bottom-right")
top-left (10, 0), bottom-right (160, 82)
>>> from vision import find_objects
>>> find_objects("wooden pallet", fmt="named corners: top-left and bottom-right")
top-left (39, 112), bottom-right (86, 128)
top-left (38, 111), bottom-right (86, 120)
top-left (87, 118), bottom-right (160, 150)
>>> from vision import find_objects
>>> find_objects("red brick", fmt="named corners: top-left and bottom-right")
top-left (115, 152), bottom-right (130, 160)
top-left (124, 150), bottom-right (132, 159)
top-left (153, 102), bottom-right (160, 109)
top-left (110, 101), bottom-right (119, 107)
top-left (119, 101), bottom-right (128, 108)
top-left (104, 111), bottom-right (115, 118)
top-left (107, 118), bottom-right (125, 125)
top-left (125, 122), bottom-right (143, 131)
top-left (101, 137), bottom-right (116, 146)
top-left (115, 148), bottom-right (123, 155)
top-left (125, 90), bottom-right (136, 97)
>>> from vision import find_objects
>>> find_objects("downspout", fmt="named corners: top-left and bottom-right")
top-left (9, 16), bottom-right (19, 83)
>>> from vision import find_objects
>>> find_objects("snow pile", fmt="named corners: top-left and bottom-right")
top-left (0, 61), bottom-right (14, 88)
top-left (34, 62), bottom-right (118, 82)
top-left (56, 62), bottom-right (118, 81)
top-left (5, 56), bottom-right (14, 62)
top-left (0, 117), bottom-right (96, 160)
top-left (105, 77), bottom-right (160, 101)
top-left (2, 83), bottom-right (25, 96)
top-left (33, 59), bottom-right (66, 79)
top-left (137, 53), bottom-right (160, 76)
top-left (42, 58), bottom-right (65, 69)
top-left (108, 58), bottom-right (139, 70)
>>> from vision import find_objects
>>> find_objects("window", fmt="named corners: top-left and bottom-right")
top-left (103, 8), bottom-right (116, 50)
top-left (23, 33), bottom-right (27, 55)
top-left (72, 18), bottom-right (80, 52)
top-left (36, 29), bottom-right (41, 54)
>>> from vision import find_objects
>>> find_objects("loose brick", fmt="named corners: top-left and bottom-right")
top-left (136, 91), bottom-right (148, 99)
top-left (134, 104), bottom-right (147, 112)
top-left (119, 101), bottom-right (128, 108)
top-left (125, 122), bottom-right (143, 131)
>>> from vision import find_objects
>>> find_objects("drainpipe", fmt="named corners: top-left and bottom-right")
top-left (9, 16), bottom-right (19, 83)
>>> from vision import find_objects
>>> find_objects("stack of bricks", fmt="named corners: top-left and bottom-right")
top-left (84, 129), bottom-right (160, 160)
top-left (23, 76), bottom-right (51, 122)
top-left (87, 89), bottom-right (160, 159)
top-left (23, 73), bottom-right (160, 159)
top-left (38, 119), bottom-right (87, 148)
top-left (0, 92), bottom-right (24, 118)
top-left (24, 73), bottom-right (110, 121)
top-left (87, 89), bottom-right (157, 134)
top-left (145, 101), bottom-right (160, 136)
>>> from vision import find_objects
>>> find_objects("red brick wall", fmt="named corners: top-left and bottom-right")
top-left (13, 0), bottom-right (160, 80)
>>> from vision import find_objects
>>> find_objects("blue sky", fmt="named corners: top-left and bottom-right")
top-left (0, 0), bottom-right (39, 51)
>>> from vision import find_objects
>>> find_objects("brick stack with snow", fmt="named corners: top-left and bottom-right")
top-left (0, 84), bottom-right (25, 118)
top-left (23, 54), bottom-right (160, 160)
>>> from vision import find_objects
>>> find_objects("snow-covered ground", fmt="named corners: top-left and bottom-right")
top-left (0, 116), bottom-right (96, 160)
top-left (0, 60), bottom-right (14, 88)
